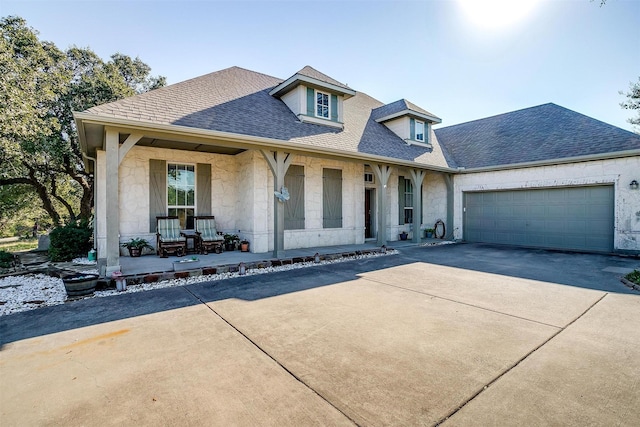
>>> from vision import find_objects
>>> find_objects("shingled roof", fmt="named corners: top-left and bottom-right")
top-left (372, 99), bottom-right (441, 123)
top-left (85, 66), bottom-right (452, 169)
top-left (296, 65), bottom-right (352, 91)
top-left (434, 103), bottom-right (640, 169)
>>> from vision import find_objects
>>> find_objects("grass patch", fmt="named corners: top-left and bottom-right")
top-left (0, 238), bottom-right (38, 253)
top-left (625, 270), bottom-right (640, 286)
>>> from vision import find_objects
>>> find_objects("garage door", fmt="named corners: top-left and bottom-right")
top-left (463, 186), bottom-right (614, 252)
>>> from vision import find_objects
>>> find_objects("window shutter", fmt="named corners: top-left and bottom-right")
top-left (306, 87), bottom-right (315, 116)
top-left (398, 175), bottom-right (405, 225)
top-left (323, 168), bottom-right (342, 228)
top-left (284, 165), bottom-right (305, 230)
top-left (330, 94), bottom-right (338, 122)
top-left (149, 159), bottom-right (167, 232)
top-left (197, 163), bottom-right (211, 216)
top-left (410, 118), bottom-right (415, 140)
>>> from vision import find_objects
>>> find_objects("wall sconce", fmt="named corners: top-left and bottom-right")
top-left (631, 180), bottom-right (639, 190)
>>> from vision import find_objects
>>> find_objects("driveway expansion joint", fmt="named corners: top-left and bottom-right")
top-left (180, 286), bottom-right (360, 427)
top-left (360, 276), bottom-right (565, 329)
top-left (434, 292), bottom-right (609, 426)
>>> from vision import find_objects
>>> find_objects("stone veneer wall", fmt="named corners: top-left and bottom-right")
top-left (453, 156), bottom-right (640, 253)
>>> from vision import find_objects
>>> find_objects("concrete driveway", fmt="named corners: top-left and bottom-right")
top-left (1, 243), bottom-right (639, 426)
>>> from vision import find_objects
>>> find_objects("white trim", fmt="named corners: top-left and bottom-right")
top-left (269, 74), bottom-right (355, 98)
top-left (415, 119), bottom-right (425, 142)
top-left (315, 89), bottom-right (330, 119)
top-left (376, 109), bottom-right (442, 124)
top-left (298, 114), bottom-right (344, 129)
top-left (404, 139), bottom-right (433, 149)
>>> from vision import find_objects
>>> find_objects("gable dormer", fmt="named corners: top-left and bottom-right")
top-left (270, 66), bottom-right (355, 129)
top-left (373, 99), bottom-right (442, 148)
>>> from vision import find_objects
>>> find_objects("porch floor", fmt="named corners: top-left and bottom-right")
top-left (119, 238), bottom-right (447, 277)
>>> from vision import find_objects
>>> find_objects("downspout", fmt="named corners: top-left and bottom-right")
top-left (444, 173), bottom-right (454, 240)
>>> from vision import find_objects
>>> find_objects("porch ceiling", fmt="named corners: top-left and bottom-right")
top-left (131, 136), bottom-right (245, 156)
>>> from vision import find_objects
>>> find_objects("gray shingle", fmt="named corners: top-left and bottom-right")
top-left (372, 99), bottom-right (440, 122)
top-left (296, 66), bottom-right (352, 90)
top-left (434, 103), bottom-right (640, 168)
top-left (85, 66), bottom-right (452, 169)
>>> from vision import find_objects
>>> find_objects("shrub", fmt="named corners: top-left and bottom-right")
top-left (626, 270), bottom-right (640, 286)
top-left (48, 220), bottom-right (93, 262)
top-left (0, 250), bottom-right (13, 268)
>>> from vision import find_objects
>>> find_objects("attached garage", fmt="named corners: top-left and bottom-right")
top-left (463, 186), bottom-right (614, 253)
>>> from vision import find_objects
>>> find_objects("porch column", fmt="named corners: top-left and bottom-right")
top-left (444, 173), bottom-right (454, 240)
top-left (261, 150), bottom-right (293, 258)
top-left (103, 130), bottom-right (143, 276)
top-left (104, 128), bottom-right (120, 275)
top-left (409, 169), bottom-right (426, 243)
top-left (371, 164), bottom-right (391, 246)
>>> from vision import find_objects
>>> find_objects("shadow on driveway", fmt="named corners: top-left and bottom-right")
top-left (1, 243), bottom-right (636, 346)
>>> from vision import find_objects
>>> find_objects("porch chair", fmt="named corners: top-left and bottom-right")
top-left (156, 216), bottom-right (187, 257)
top-left (194, 216), bottom-right (224, 254)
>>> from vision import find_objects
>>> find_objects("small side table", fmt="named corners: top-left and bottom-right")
top-left (180, 230), bottom-right (199, 254)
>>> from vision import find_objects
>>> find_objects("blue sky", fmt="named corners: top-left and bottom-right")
top-left (2, 0), bottom-right (639, 131)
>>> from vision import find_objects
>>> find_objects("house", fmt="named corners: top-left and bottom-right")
top-left (74, 66), bottom-right (640, 275)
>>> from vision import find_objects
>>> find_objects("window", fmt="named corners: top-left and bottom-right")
top-left (323, 168), bottom-right (342, 228)
top-left (398, 176), bottom-right (413, 224)
top-left (316, 90), bottom-right (329, 118)
top-left (284, 165), bottom-right (305, 230)
top-left (168, 163), bottom-right (195, 229)
top-left (364, 172), bottom-right (374, 184)
top-left (415, 120), bottom-right (425, 142)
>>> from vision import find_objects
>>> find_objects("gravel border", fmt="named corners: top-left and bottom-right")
top-left (0, 250), bottom-right (398, 317)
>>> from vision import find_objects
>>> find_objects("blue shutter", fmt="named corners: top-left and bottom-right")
top-left (330, 94), bottom-right (338, 122)
top-left (306, 87), bottom-right (315, 116)
top-left (410, 118), bottom-right (415, 140)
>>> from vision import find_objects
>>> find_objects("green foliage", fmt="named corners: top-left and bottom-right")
top-left (0, 250), bottom-right (14, 268)
top-left (620, 77), bottom-right (640, 133)
top-left (626, 270), bottom-right (640, 285)
top-left (1, 16), bottom-right (165, 226)
top-left (48, 220), bottom-right (93, 262)
top-left (121, 238), bottom-right (153, 250)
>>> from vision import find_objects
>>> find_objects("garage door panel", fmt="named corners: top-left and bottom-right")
top-left (464, 186), bottom-right (613, 252)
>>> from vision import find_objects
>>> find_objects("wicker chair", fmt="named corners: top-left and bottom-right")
top-left (194, 216), bottom-right (224, 254)
top-left (156, 216), bottom-right (187, 257)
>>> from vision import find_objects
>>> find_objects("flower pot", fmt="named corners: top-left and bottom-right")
top-left (62, 274), bottom-right (99, 297)
top-left (225, 243), bottom-right (236, 251)
top-left (399, 232), bottom-right (408, 241)
top-left (240, 242), bottom-right (249, 252)
top-left (128, 247), bottom-right (142, 257)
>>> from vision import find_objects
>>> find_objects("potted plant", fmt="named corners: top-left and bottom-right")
top-left (424, 228), bottom-right (435, 238)
top-left (399, 231), bottom-right (408, 240)
top-left (121, 238), bottom-right (153, 257)
top-left (224, 233), bottom-right (240, 251)
top-left (240, 239), bottom-right (249, 252)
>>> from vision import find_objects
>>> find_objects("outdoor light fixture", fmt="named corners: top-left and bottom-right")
top-left (381, 245), bottom-right (387, 254)
top-left (314, 252), bottom-right (320, 263)
top-left (238, 262), bottom-right (246, 275)
top-left (630, 180), bottom-right (639, 190)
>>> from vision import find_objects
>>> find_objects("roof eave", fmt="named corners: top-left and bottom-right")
top-left (73, 112), bottom-right (456, 173)
top-left (375, 109), bottom-right (442, 124)
top-left (458, 149), bottom-right (640, 173)
top-left (269, 74), bottom-right (356, 99)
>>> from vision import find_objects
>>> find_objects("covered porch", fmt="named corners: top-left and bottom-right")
top-left (118, 238), bottom-right (449, 278)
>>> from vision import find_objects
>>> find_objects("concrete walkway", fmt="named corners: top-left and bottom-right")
top-left (1, 244), bottom-right (638, 426)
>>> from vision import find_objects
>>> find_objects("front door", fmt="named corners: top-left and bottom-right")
top-left (365, 188), bottom-right (375, 239)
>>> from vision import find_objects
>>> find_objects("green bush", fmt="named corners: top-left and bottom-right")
top-left (0, 250), bottom-right (14, 268)
top-left (626, 270), bottom-right (640, 285)
top-left (48, 220), bottom-right (93, 262)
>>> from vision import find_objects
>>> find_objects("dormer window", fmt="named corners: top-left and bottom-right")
top-left (316, 90), bottom-right (330, 118)
top-left (415, 120), bottom-right (425, 142)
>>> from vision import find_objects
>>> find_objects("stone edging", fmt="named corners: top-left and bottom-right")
top-left (620, 277), bottom-right (640, 292)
